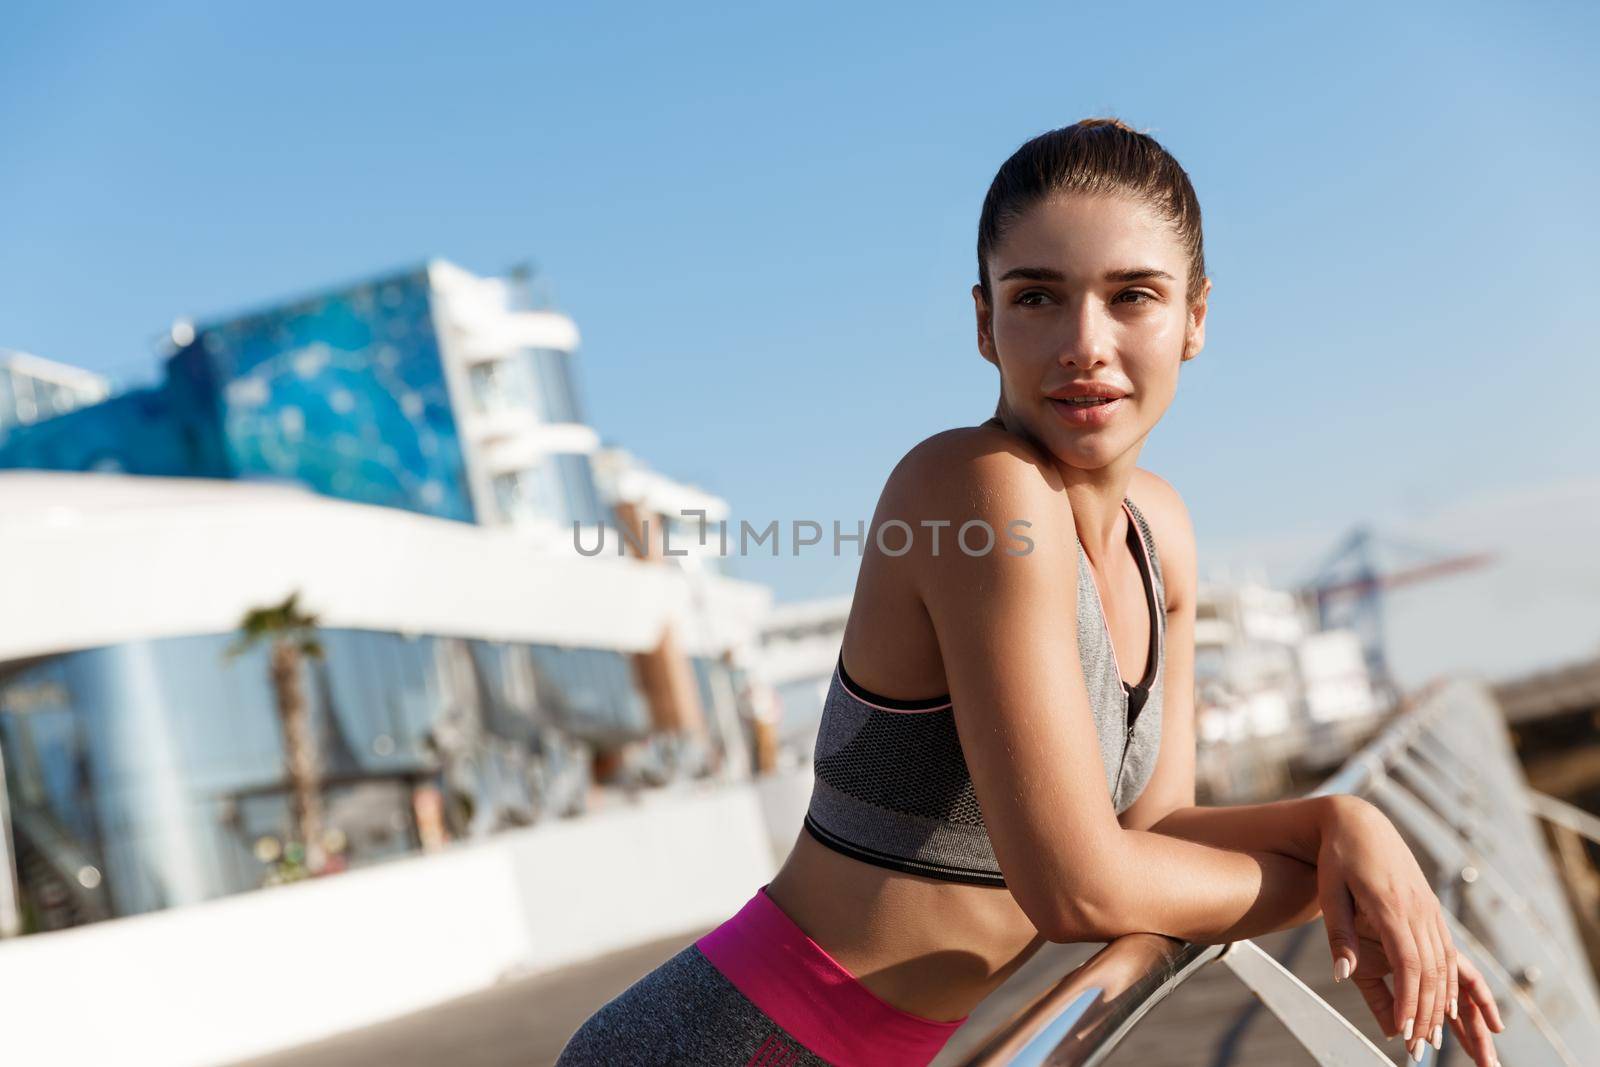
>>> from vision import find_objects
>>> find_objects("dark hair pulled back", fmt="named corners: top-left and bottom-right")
top-left (977, 118), bottom-right (1206, 306)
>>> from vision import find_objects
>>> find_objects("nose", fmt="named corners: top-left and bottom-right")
top-left (1056, 297), bottom-right (1113, 369)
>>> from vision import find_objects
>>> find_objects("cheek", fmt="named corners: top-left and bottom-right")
top-left (1128, 307), bottom-right (1187, 347)
top-left (1122, 322), bottom-right (1186, 399)
top-left (991, 313), bottom-right (1052, 363)
top-left (1125, 312), bottom-right (1186, 361)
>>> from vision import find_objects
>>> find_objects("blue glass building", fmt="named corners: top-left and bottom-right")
top-left (0, 261), bottom-right (766, 932)
top-left (0, 263), bottom-right (606, 528)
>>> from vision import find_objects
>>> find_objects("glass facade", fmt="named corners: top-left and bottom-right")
top-left (691, 655), bottom-right (740, 727)
top-left (0, 628), bottom-right (651, 928)
top-left (0, 270), bottom-right (481, 523)
top-left (0, 269), bottom-right (600, 534)
top-left (467, 356), bottom-right (536, 415)
top-left (550, 452), bottom-right (606, 526)
top-left (529, 348), bottom-right (584, 424)
top-left (464, 347), bottom-right (584, 427)
top-left (0, 383), bottom-right (223, 478)
top-left (173, 269), bottom-right (476, 522)
top-left (492, 453), bottom-right (607, 528)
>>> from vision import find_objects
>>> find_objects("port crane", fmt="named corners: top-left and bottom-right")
top-left (1299, 525), bottom-right (1494, 703)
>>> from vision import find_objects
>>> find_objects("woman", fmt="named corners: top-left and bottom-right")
top-left (557, 119), bottom-right (1505, 1067)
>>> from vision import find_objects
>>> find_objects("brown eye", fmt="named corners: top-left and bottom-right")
top-left (1016, 290), bottom-right (1050, 306)
top-left (1115, 290), bottom-right (1156, 305)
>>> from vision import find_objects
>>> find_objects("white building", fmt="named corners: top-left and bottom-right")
top-left (1194, 577), bottom-right (1381, 746)
top-left (425, 262), bottom-right (606, 546)
top-left (1191, 576), bottom-right (1383, 803)
top-left (750, 595), bottom-right (852, 758)
top-left (0, 260), bottom-right (776, 930)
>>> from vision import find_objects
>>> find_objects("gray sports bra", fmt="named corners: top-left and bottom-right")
top-left (802, 497), bottom-right (1166, 886)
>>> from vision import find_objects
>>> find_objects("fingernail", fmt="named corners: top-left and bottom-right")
top-left (1449, 997), bottom-right (1458, 1019)
top-left (1334, 957), bottom-right (1351, 982)
top-left (1403, 1018), bottom-right (1414, 1041)
top-left (1409, 1040), bottom-right (1424, 1063)
top-left (1431, 1024), bottom-right (1442, 1048)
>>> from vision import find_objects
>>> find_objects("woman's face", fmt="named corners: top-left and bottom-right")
top-left (974, 192), bottom-right (1208, 473)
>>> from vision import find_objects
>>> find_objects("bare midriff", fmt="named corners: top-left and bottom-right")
top-left (763, 826), bottom-right (1050, 1023)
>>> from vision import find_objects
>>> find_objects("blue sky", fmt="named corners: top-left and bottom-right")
top-left (4, 2), bottom-right (1598, 677)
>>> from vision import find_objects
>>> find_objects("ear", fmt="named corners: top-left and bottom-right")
top-left (973, 284), bottom-right (998, 366)
top-left (1182, 277), bottom-right (1211, 362)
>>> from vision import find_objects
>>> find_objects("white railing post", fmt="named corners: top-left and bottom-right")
top-left (1215, 940), bottom-right (1389, 1066)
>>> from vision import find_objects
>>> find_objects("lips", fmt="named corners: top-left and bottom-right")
top-left (1047, 382), bottom-right (1127, 401)
top-left (1048, 395), bottom-right (1126, 426)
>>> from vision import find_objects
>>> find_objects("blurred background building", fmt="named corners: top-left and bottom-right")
top-left (0, 260), bottom-right (774, 930)
top-left (1192, 579), bottom-right (1381, 800)
top-left (0, 349), bottom-right (110, 433)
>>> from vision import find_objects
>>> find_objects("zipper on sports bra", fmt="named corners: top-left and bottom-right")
top-left (1112, 681), bottom-right (1148, 801)
top-left (1110, 504), bottom-right (1157, 805)
top-left (1112, 719), bottom-right (1135, 800)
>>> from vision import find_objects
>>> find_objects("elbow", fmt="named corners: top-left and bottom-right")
top-left (1012, 828), bottom-right (1139, 944)
top-left (1041, 887), bottom-right (1129, 944)
top-left (1033, 850), bottom-right (1136, 943)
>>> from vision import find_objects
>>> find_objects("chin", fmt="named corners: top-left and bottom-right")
top-left (1041, 436), bottom-right (1120, 472)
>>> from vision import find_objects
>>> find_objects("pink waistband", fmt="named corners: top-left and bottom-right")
top-left (695, 884), bottom-right (968, 1067)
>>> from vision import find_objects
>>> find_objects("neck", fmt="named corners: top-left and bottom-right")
top-left (985, 401), bottom-right (1137, 562)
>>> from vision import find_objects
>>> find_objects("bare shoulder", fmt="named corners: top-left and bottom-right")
top-left (1128, 467), bottom-right (1197, 607)
top-left (868, 425), bottom-right (1079, 602)
top-left (883, 425), bottom-right (1067, 521)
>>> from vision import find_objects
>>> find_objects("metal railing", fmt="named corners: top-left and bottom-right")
top-left (963, 678), bottom-right (1600, 1066)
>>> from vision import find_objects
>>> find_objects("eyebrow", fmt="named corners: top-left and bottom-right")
top-left (997, 265), bottom-right (1177, 284)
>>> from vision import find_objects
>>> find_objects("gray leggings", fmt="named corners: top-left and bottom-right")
top-left (555, 943), bottom-right (832, 1066)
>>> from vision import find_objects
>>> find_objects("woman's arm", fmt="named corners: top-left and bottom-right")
top-left (898, 439), bottom-right (1456, 1059)
top-left (1147, 795), bottom-right (1362, 864)
top-left (1078, 834), bottom-right (1323, 943)
top-left (892, 434), bottom-right (1316, 943)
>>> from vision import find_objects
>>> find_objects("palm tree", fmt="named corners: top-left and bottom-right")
top-left (226, 591), bottom-right (329, 875)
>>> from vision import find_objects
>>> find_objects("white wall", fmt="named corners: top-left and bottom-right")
top-left (0, 769), bottom-right (814, 1067)
top-left (0, 471), bottom-right (772, 662)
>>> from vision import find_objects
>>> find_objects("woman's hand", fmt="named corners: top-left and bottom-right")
top-left (1315, 795), bottom-right (1461, 1052)
top-left (1344, 920), bottom-right (1506, 1064)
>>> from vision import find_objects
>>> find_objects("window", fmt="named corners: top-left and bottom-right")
top-left (468, 358), bottom-right (536, 414)
top-left (467, 350), bottom-right (584, 425)
top-left (526, 645), bottom-right (649, 742)
top-left (528, 348), bottom-right (584, 424)
top-left (551, 453), bottom-right (605, 526)
top-left (494, 455), bottom-right (604, 527)
top-left (492, 471), bottom-right (529, 523)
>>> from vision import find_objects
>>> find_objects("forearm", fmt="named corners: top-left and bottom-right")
top-left (1144, 795), bottom-right (1356, 865)
top-left (1063, 830), bottom-right (1322, 944)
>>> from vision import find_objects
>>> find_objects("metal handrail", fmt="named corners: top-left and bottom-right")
top-left (965, 937), bottom-right (1221, 1066)
top-left (958, 677), bottom-right (1600, 1066)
